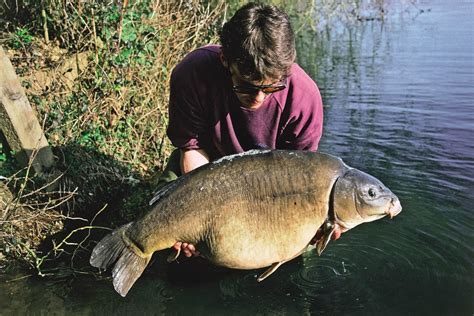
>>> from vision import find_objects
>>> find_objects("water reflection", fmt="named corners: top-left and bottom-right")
top-left (296, 1), bottom-right (474, 314)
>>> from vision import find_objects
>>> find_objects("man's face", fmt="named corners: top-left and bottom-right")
top-left (228, 63), bottom-right (284, 110)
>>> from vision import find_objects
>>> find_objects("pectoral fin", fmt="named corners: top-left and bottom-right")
top-left (257, 261), bottom-right (286, 282)
top-left (315, 224), bottom-right (336, 256)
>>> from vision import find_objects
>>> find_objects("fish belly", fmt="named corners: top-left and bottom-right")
top-left (198, 194), bottom-right (327, 269)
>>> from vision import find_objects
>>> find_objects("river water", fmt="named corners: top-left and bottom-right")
top-left (1, 1), bottom-right (473, 315)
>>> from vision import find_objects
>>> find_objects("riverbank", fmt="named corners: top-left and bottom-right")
top-left (0, 0), bottom-right (226, 274)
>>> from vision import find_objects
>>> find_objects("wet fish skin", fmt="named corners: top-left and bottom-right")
top-left (90, 150), bottom-right (401, 297)
top-left (128, 150), bottom-right (342, 268)
top-left (333, 168), bottom-right (403, 231)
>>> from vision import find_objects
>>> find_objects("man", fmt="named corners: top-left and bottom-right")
top-left (158, 3), bottom-right (326, 257)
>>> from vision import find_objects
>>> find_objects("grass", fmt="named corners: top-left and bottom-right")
top-left (0, 0), bottom-right (226, 274)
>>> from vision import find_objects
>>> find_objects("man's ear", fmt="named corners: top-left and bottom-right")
top-left (219, 49), bottom-right (228, 68)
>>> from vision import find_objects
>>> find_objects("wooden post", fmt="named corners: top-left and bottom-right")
top-left (0, 45), bottom-right (54, 174)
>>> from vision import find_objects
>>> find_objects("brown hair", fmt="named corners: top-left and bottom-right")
top-left (220, 3), bottom-right (296, 81)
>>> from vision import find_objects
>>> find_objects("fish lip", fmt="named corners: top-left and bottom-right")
top-left (386, 197), bottom-right (402, 219)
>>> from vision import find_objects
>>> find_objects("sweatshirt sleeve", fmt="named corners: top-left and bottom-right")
top-left (166, 53), bottom-right (211, 150)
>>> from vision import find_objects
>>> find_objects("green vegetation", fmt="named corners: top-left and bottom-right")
top-left (10, 27), bottom-right (35, 49)
top-left (0, 0), bottom-right (226, 274)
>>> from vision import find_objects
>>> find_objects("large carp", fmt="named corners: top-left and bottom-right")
top-left (90, 150), bottom-right (402, 297)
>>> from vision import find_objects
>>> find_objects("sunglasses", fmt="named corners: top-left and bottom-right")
top-left (232, 78), bottom-right (287, 95)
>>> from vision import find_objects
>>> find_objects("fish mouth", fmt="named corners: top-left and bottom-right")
top-left (386, 197), bottom-right (402, 219)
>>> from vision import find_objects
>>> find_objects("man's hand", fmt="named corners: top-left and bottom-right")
top-left (332, 224), bottom-right (342, 240)
top-left (173, 241), bottom-right (200, 257)
top-left (311, 223), bottom-right (343, 244)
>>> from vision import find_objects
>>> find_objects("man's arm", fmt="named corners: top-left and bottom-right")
top-left (180, 148), bottom-right (210, 174)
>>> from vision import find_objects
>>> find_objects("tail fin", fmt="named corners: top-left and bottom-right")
top-left (90, 223), bottom-right (151, 297)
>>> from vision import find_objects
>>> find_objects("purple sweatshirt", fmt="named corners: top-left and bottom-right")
top-left (167, 45), bottom-right (323, 159)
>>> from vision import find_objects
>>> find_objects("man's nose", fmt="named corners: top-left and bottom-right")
top-left (252, 90), bottom-right (266, 102)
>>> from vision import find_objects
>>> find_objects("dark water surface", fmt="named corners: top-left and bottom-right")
top-left (1, 1), bottom-right (473, 315)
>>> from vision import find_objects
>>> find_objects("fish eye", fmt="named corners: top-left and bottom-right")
top-left (368, 187), bottom-right (377, 198)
